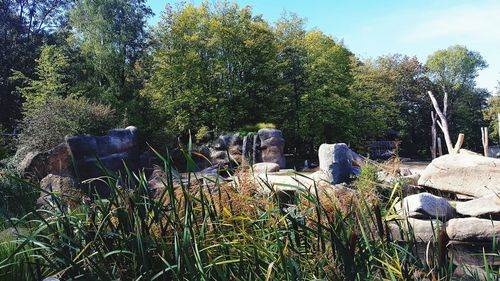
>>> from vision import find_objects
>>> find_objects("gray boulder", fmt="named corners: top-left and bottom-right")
top-left (455, 194), bottom-right (500, 219)
top-left (318, 143), bottom-right (353, 184)
top-left (418, 153), bottom-right (500, 198)
top-left (252, 162), bottom-right (280, 173)
top-left (399, 192), bottom-right (455, 220)
top-left (389, 218), bottom-right (444, 242)
top-left (257, 128), bottom-right (286, 168)
top-left (446, 217), bottom-right (500, 242)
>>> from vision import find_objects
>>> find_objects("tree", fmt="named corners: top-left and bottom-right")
top-left (0, 0), bottom-right (72, 130)
top-left (69, 0), bottom-right (152, 109)
top-left (274, 12), bottom-right (308, 150)
top-left (374, 55), bottom-right (434, 157)
top-left (11, 44), bottom-right (71, 113)
top-left (483, 86), bottom-right (500, 144)
top-left (349, 58), bottom-right (397, 146)
top-left (143, 2), bottom-right (278, 139)
top-left (299, 31), bottom-right (354, 148)
top-left (426, 45), bottom-right (489, 151)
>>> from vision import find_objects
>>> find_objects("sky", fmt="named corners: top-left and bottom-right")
top-left (146, 0), bottom-right (500, 92)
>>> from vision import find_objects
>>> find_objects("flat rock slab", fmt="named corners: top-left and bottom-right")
top-left (389, 219), bottom-right (444, 242)
top-left (455, 194), bottom-right (500, 219)
top-left (446, 217), bottom-right (500, 242)
top-left (417, 153), bottom-right (500, 198)
top-left (252, 162), bottom-right (280, 173)
top-left (400, 192), bottom-right (455, 220)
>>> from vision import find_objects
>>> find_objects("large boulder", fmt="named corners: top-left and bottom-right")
top-left (455, 194), bottom-right (500, 219)
top-left (318, 143), bottom-right (353, 184)
top-left (66, 126), bottom-right (140, 196)
top-left (257, 128), bottom-right (285, 168)
top-left (399, 192), bottom-right (455, 220)
top-left (418, 153), bottom-right (500, 198)
top-left (446, 217), bottom-right (500, 242)
top-left (210, 134), bottom-right (243, 164)
top-left (18, 143), bottom-right (72, 179)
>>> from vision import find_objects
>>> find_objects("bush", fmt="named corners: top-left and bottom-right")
top-left (238, 122), bottom-right (277, 135)
top-left (16, 96), bottom-right (117, 155)
top-left (0, 169), bottom-right (37, 218)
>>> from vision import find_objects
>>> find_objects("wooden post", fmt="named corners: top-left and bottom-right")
top-left (498, 113), bottom-right (500, 144)
top-left (431, 111), bottom-right (437, 159)
top-left (437, 137), bottom-right (443, 156)
top-left (453, 133), bottom-right (464, 154)
top-left (481, 127), bottom-right (489, 157)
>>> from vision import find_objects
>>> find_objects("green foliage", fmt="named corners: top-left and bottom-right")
top-left (69, 0), bottom-right (152, 121)
top-left (11, 44), bottom-right (72, 113)
top-left (144, 2), bottom-right (278, 139)
top-left (484, 95), bottom-right (500, 144)
top-left (0, 1), bottom-right (72, 130)
top-left (350, 59), bottom-right (398, 144)
top-left (0, 169), bottom-right (37, 218)
top-left (239, 122), bottom-right (277, 135)
top-left (427, 45), bottom-right (487, 92)
top-left (17, 96), bottom-right (117, 154)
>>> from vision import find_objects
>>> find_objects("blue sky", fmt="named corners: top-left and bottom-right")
top-left (146, 0), bottom-right (500, 92)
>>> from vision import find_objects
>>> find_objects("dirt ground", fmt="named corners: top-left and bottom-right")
top-left (399, 161), bottom-right (431, 174)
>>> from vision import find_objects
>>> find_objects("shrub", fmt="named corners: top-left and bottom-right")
top-left (0, 169), bottom-right (37, 218)
top-left (16, 96), bottom-right (116, 155)
top-left (239, 122), bottom-right (277, 135)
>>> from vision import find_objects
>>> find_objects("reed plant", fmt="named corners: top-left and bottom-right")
top-left (0, 150), bottom-right (497, 280)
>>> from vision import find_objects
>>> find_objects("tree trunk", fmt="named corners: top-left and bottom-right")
top-left (481, 127), bottom-right (489, 157)
top-left (428, 91), bottom-right (454, 153)
top-left (431, 111), bottom-right (437, 159)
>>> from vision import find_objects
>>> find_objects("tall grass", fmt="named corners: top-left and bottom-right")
top-left (0, 152), bottom-right (497, 280)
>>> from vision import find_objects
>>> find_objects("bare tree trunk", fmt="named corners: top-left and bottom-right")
top-left (428, 91), bottom-right (454, 153)
top-left (431, 111), bottom-right (437, 159)
top-left (481, 127), bottom-right (489, 157)
top-left (453, 133), bottom-right (464, 154)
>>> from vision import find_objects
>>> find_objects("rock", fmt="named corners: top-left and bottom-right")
top-left (37, 174), bottom-right (84, 209)
top-left (418, 153), bottom-right (500, 198)
top-left (446, 217), bottom-right (500, 242)
top-left (257, 128), bottom-right (286, 168)
top-left (448, 241), bottom-right (500, 267)
top-left (18, 143), bottom-right (72, 179)
top-left (318, 143), bottom-right (353, 184)
top-left (210, 134), bottom-right (243, 165)
top-left (403, 173), bottom-right (420, 186)
top-left (399, 192), bottom-right (455, 220)
top-left (40, 174), bottom-right (77, 193)
top-left (455, 194), bottom-right (500, 219)
top-left (66, 126), bottom-right (140, 196)
top-left (252, 162), bottom-right (280, 173)
top-left (311, 170), bottom-right (330, 184)
top-left (389, 219), bottom-right (444, 242)
top-left (456, 194), bottom-right (476, 200)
